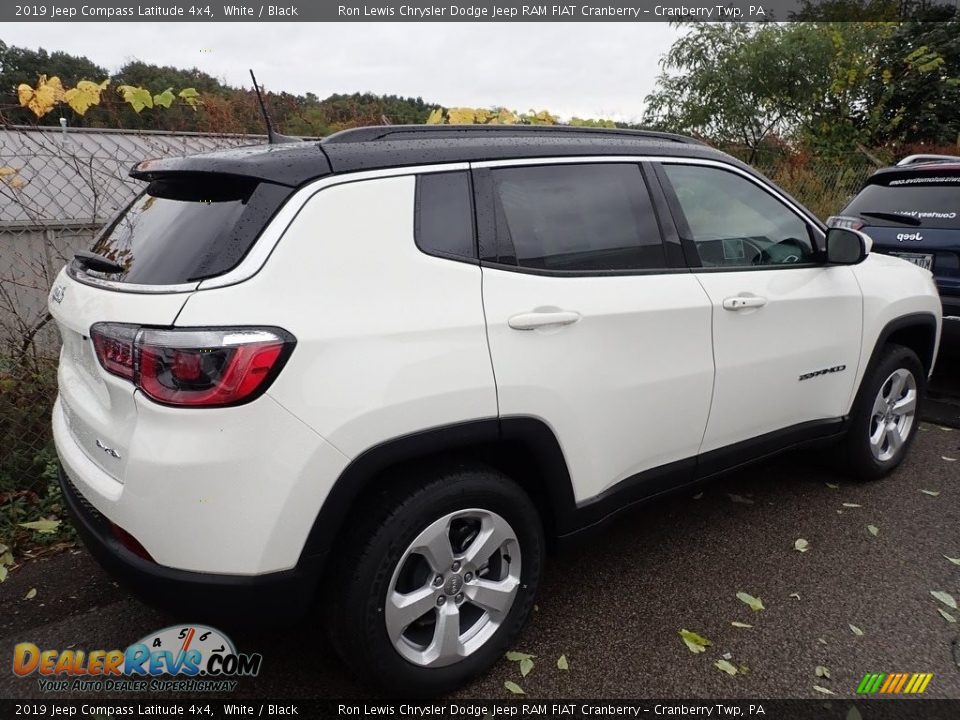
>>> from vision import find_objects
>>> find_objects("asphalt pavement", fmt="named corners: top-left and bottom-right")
top-left (2, 419), bottom-right (959, 701)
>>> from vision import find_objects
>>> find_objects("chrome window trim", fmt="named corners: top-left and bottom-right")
top-left (199, 162), bottom-right (470, 290)
top-left (470, 155), bottom-right (825, 237)
top-left (68, 156), bottom-right (822, 295)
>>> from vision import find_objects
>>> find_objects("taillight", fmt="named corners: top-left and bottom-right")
top-left (826, 215), bottom-right (864, 231)
top-left (90, 324), bottom-right (295, 408)
top-left (90, 323), bottom-right (138, 380)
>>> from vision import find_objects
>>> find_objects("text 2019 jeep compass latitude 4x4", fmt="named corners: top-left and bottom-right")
top-left (50, 125), bottom-right (941, 694)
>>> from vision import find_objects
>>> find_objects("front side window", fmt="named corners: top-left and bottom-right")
top-left (662, 164), bottom-right (817, 268)
top-left (490, 163), bottom-right (666, 272)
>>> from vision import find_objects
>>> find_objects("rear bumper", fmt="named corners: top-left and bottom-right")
top-left (59, 465), bottom-right (319, 624)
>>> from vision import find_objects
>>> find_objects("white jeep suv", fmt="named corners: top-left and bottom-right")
top-left (49, 125), bottom-right (942, 694)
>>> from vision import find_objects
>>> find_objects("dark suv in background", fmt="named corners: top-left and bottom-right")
top-left (830, 155), bottom-right (960, 320)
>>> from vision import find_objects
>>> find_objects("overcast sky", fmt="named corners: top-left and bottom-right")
top-left (10, 23), bottom-right (682, 122)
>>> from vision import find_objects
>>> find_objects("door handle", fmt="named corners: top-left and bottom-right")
top-left (508, 310), bottom-right (581, 331)
top-left (722, 296), bottom-right (767, 311)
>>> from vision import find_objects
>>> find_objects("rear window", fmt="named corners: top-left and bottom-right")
top-left (844, 174), bottom-right (960, 229)
top-left (83, 175), bottom-right (291, 285)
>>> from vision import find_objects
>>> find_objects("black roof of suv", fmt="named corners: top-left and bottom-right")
top-left (130, 124), bottom-right (741, 187)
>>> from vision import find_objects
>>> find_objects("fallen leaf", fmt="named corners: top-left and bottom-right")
top-left (728, 494), bottom-right (754, 505)
top-left (867, 525), bottom-right (879, 537)
top-left (944, 556), bottom-right (960, 566)
top-left (795, 538), bottom-right (810, 553)
top-left (504, 680), bottom-right (525, 695)
top-left (715, 659), bottom-right (738, 676)
top-left (847, 707), bottom-right (863, 720)
top-left (825, 482), bottom-right (839, 489)
top-left (692, 492), bottom-right (704, 500)
top-left (938, 608), bottom-right (956, 623)
top-left (818, 638), bottom-right (828, 645)
top-left (731, 621), bottom-right (753, 628)
top-left (505, 651), bottom-right (535, 662)
top-left (18, 519), bottom-right (61, 534)
top-left (813, 685), bottom-right (836, 695)
top-left (520, 658), bottom-right (534, 677)
top-left (790, 592), bottom-right (801, 600)
top-left (557, 654), bottom-right (568, 671)
top-left (0, 566), bottom-right (7, 583)
top-left (931, 590), bottom-right (958, 609)
top-left (816, 665), bottom-right (831, 679)
top-left (679, 629), bottom-right (712, 654)
top-left (849, 624), bottom-right (864, 636)
top-left (737, 664), bottom-right (751, 675)
top-left (920, 489), bottom-right (941, 497)
top-left (842, 503), bottom-right (862, 508)
top-left (943, 456), bottom-right (957, 462)
top-left (737, 591), bottom-right (765, 611)
top-left (25, 588), bottom-right (36, 600)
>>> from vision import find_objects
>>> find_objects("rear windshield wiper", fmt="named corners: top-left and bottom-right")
top-left (73, 250), bottom-right (125, 274)
top-left (858, 211), bottom-right (922, 226)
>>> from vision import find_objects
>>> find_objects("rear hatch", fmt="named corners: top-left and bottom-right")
top-left (50, 172), bottom-right (292, 482)
top-left (836, 167), bottom-right (960, 297)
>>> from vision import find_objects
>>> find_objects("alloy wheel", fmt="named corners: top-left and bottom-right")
top-left (384, 509), bottom-right (521, 667)
top-left (869, 368), bottom-right (917, 463)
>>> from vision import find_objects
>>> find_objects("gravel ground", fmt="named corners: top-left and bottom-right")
top-left (2, 422), bottom-right (958, 701)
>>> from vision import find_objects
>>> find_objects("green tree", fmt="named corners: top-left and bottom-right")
top-left (868, 5), bottom-right (960, 145)
top-left (643, 22), bottom-right (901, 159)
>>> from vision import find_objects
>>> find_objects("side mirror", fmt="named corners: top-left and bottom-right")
top-left (825, 227), bottom-right (870, 265)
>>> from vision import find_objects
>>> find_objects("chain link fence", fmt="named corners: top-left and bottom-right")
top-left (0, 125), bottom-right (876, 541)
top-left (0, 126), bottom-right (264, 536)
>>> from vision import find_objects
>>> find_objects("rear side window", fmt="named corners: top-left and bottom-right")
top-left (489, 164), bottom-right (666, 272)
top-left (844, 174), bottom-right (960, 229)
top-left (414, 171), bottom-right (476, 260)
top-left (85, 175), bottom-right (291, 285)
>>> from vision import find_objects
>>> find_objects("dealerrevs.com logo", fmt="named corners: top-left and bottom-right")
top-left (13, 624), bottom-right (262, 693)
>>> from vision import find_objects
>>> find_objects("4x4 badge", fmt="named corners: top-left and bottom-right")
top-left (51, 285), bottom-right (66, 304)
top-left (799, 365), bottom-right (847, 382)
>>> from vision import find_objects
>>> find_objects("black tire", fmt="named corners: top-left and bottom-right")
top-left (325, 461), bottom-right (544, 696)
top-left (840, 343), bottom-right (925, 481)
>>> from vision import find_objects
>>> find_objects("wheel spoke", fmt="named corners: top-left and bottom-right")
top-left (888, 372), bottom-right (906, 401)
top-left (869, 420), bottom-right (885, 450)
top-left (465, 576), bottom-right (519, 619)
top-left (413, 523), bottom-right (455, 574)
top-left (462, 514), bottom-right (513, 567)
top-left (872, 391), bottom-right (888, 416)
top-left (892, 391), bottom-right (916, 416)
top-left (424, 603), bottom-right (462, 665)
top-left (385, 586), bottom-right (436, 643)
top-left (885, 423), bottom-right (904, 454)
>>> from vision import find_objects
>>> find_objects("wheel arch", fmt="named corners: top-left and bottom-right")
top-left (869, 312), bottom-right (939, 378)
top-left (297, 417), bottom-right (577, 575)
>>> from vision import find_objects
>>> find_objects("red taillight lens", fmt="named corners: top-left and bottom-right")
top-left (90, 324), bottom-right (138, 380)
top-left (89, 324), bottom-right (294, 408)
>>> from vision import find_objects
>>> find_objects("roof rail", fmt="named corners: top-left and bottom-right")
top-left (896, 153), bottom-right (960, 167)
top-left (322, 124), bottom-right (705, 146)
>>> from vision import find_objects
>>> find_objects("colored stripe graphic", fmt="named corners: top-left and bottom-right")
top-left (857, 672), bottom-right (932, 694)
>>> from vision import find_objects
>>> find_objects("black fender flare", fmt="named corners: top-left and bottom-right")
top-left (296, 416), bottom-right (577, 572)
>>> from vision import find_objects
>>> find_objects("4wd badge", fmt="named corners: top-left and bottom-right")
top-left (51, 285), bottom-right (66, 304)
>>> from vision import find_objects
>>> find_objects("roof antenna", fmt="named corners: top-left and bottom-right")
top-left (249, 69), bottom-right (301, 144)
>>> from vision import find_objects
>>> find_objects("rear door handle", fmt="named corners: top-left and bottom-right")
top-left (722, 296), bottom-right (767, 311)
top-left (508, 310), bottom-right (581, 331)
